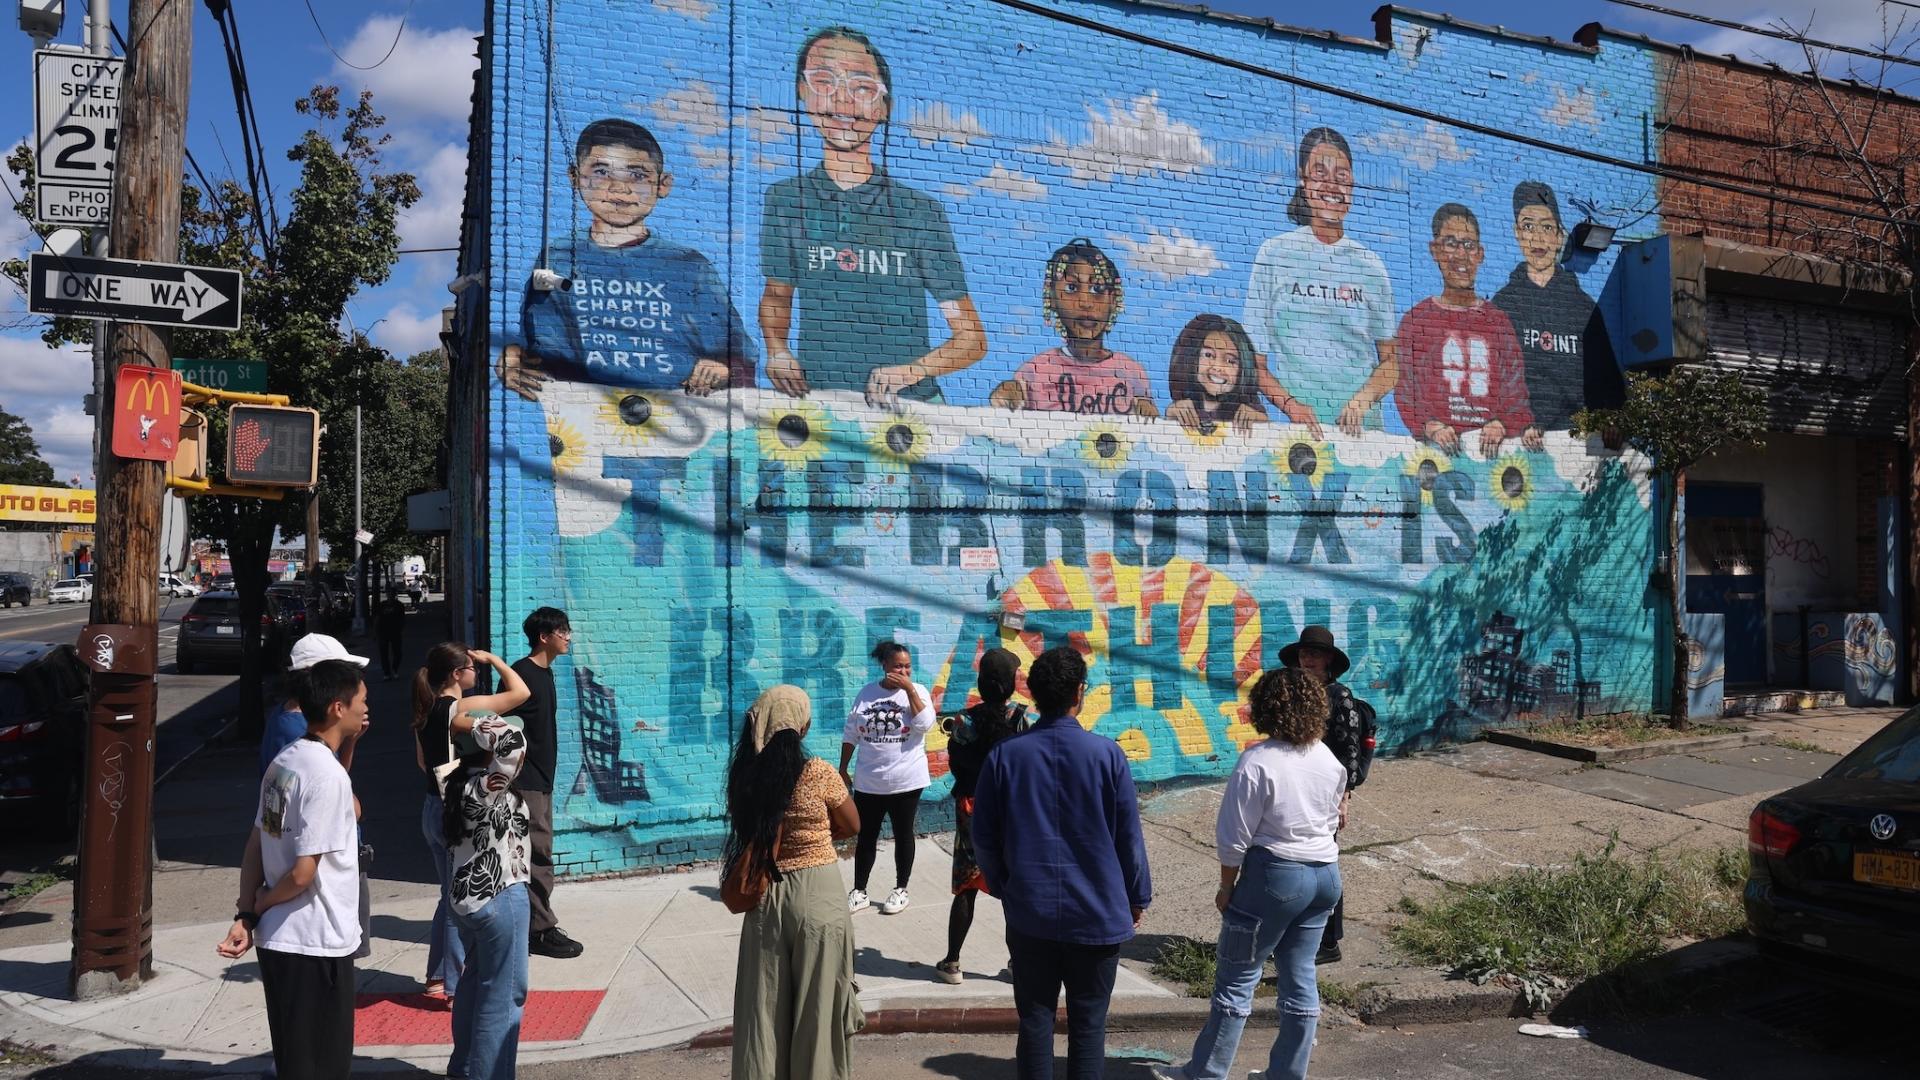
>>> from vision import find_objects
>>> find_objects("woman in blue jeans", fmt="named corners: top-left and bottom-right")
top-left (1155, 668), bottom-right (1347, 1080)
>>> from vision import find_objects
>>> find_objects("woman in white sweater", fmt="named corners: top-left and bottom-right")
top-left (1155, 667), bottom-right (1347, 1080)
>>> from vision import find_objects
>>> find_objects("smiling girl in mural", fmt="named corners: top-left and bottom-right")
top-left (1244, 127), bottom-right (1398, 437)
top-left (759, 26), bottom-right (987, 407)
top-left (991, 239), bottom-right (1158, 417)
top-left (1166, 314), bottom-right (1267, 436)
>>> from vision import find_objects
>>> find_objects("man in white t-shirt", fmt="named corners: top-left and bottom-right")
top-left (217, 659), bottom-right (368, 1080)
top-left (840, 641), bottom-right (936, 915)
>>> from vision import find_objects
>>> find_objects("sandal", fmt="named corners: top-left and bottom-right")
top-left (423, 979), bottom-right (448, 999)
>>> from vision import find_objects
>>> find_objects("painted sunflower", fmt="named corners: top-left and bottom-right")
top-left (547, 417), bottom-right (587, 476)
top-left (1273, 436), bottom-right (1334, 488)
top-left (757, 399), bottom-right (832, 467)
top-left (1402, 445), bottom-right (1452, 505)
top-left (867, 414), bottom-right (932, 467)
top-left (1491, 453), bottom-right (1534, 512)
top-left (1078, 422), bottom-right (1132, 471)
top-left (594, 389), bottom-right (672, 449)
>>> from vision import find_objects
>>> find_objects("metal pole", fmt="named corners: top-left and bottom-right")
top-left (85, 0), bottom-right (110, 489)
top-left (351, 399), bottom-right (365, 635)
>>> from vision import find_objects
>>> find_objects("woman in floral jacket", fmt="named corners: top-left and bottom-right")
top-left (444, 711), bottom-right (534, 1080)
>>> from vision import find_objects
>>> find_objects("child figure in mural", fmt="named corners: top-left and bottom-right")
top-left (759, 26), bottom-right (987, 407)
top-left (1489, 180), bottom-right (1621, 432)
top-left (1166, 314), bottom-right (1267, 436)
top-left (1394, 203), bottom-right (1541, 458)
top-left (1244, 127), bottom-right (1398, 437)
top-left (499, 119), bottom-right (755, 400)
top-left (990, 239), bottom-right (1158, 417)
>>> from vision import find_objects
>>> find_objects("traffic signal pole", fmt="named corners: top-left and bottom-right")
top-left (72, 0), bottom-right (191, 999)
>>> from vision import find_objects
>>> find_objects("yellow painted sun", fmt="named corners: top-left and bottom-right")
top-left (757, 400), bottom-right (832, 467)
top-left (1078, 423), bottom-right (1132, 471)
top-left (594, 389), bottom-right (672, 448)
top-left (1272, 436), bottom-right (1335, 488)
top-left (547, 417), bottom-right (586, 476)
top-left (868, 414), bottom-right (932, 467)
top-left (1492, 454), bottom-right (1534, 512)
top-left (1403, 445), bottom-right (1453, 505)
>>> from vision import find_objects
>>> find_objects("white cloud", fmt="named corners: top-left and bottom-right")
top-left (394, 141), bottom-right (468, 255)
top-left (652, 0), bottom-right (715, 20)
top-left (1540, 86), bottom-right (1602, 129)
top-left (373, 303), bottom-right (447, 358)
top-left (1358, 120), bottom-right (1474, 171)
top-left (0, 334), bottom-right (93, 484)
top-left (907, 102), bottom-right (993, 148)
top-left (1106, 226), bottom-right (1223, 280)
top-left (973, 163), bottom-right (1046, 201)
top-left (330, 17), bottom-right (480, 127)
top-left (1033, 93), bottom-right (1215, 182)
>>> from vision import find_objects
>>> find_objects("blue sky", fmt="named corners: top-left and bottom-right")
top-left (0, 0), bottom-right (1890, 484)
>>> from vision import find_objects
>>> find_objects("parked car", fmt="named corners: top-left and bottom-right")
top-left (0, 572), bottom-right (32, 608)
top-left (175, 591), bottom-right (287, 675)
top-left (265, 584), bottom-right (310, 636)
top-left (159, 574), bottom-right (201, 598)
top-left (46, 579), bottom-right (92, 604)
top-left (0, 642), bottom-right (88, 838)
top-left (210, 573), bottom-right (235, 591)
top-left (1745, 707), bottom-right (1920, 987)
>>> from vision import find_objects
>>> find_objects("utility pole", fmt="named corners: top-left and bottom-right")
top-left (72, 0), bottom-right (190, 999)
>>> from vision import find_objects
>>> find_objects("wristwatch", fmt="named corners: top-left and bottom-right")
top-left (234, 910), bottom-right (259, 930)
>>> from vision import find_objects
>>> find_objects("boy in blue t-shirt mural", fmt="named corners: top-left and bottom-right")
top-left (500, 119), bottom-right (755, 399)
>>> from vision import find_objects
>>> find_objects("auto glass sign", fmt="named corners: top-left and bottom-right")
top-left (0, 484), bottom-right (97, 524)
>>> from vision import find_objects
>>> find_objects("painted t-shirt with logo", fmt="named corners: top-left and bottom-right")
top-left (760, 166), bottom-right (969, 402)
top-left (842, 679), bottom-right (937, 795)
top-left (520, 232), bottom-right (756, 390)
top-left (1242, 226), bottom-right (1395, 428)
top-left (254, 738), bottom-right (361, 957)
top-left (1012, 347), bottom-right (1153, 415)
top-left (1393, 297), bottom-right (1534, 436)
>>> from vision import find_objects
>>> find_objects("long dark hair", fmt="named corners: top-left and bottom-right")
top-left (1168, 313), bottom-right (1261, 413)
top-left (1285, 126), bottom-right (1352, 227)
top-left (413, 641), bottom-right (470, 731)
top-left (722, 721), bottom-right (807, 888)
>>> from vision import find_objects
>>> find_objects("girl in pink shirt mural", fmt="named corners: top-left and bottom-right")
top-left (992, 239), bottom-right (1159, 417)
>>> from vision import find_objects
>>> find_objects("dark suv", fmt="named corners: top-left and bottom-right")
top-left (0, 642), bottom-right (88, 837)
top-left (176, 591), bottom-right (288, 674)
top-left (0, 572), bottom-right (32, 608)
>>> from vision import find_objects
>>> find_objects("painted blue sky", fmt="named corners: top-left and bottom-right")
top-left (0, 0), bottom-right (1894, 483)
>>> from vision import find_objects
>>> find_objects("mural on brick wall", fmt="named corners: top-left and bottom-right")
top-left (485, 0), bottom-right (1663, 870)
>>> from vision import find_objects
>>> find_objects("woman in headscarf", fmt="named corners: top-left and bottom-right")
top-left (725, 685), bottom-right (865, 1079)
top-left (934, 648), bottom-right (1028, 985)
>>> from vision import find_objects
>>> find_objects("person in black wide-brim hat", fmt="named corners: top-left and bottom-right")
top-left (1279, 625), bottom-right (1376, 966)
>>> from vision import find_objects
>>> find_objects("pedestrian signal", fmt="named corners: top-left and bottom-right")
top-left (225, 405), bottom-right (319, 487)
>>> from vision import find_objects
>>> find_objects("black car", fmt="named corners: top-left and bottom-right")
top-left (0, 642), bottom-right (89, 838)
top-left (1745, 708), bottom-right (1920, 987)
top-left (176, 591), bottom-right (287, 674)
top-left (266, 585), bottom-right (310, 636)
top-left (0, 572), bottom-right (32, 608)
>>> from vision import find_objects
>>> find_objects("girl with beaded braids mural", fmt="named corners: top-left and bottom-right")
top-left (991, 238), bottom-right (1158, 417)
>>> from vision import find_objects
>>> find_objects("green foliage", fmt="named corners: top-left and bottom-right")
top-left (1151, 936), bottom-right (1221, 998)
top-left (0, 408), bottom-right (58, 486)
top-left (1573, 368), bottom-right (1767, 475)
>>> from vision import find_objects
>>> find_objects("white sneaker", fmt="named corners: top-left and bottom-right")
top-left (1148, 1066), bottom-right (1189, 1080)
top-left (847, 888), bottom-right (870, 913)
top-left (879, 887), bottom-right (910, 914)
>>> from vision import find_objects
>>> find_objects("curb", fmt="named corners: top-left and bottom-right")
top-left (685, 998), bottom-right (1248, 1049)
top-left (1482, 726), bottom-right (1776, 763)
top-left (1354, 980), bottom-right (1525, 1026)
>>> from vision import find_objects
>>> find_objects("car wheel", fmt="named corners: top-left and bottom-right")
top-left (176, 652), bottom-right (194, 675)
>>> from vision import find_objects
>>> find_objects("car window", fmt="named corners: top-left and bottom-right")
top-left (54, 579), bottom-right (82, 589)
top-left (189, 598), bottom-right (239, 618)
top-left (1829, 708), bottom-right (1920, 784)
top-left (0, 676), bottom-right (36, 717)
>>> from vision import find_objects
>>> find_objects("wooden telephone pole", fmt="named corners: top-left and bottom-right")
top-left (72, 0), bottom-right (191, 999)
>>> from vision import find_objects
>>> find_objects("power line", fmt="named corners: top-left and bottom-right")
top-left (985, 0), bottom-right (1913, 230)
top-left (1605, 0), bottom-right (1920, 71)
top-left (302, 0), bottom-right (416, 72)
top-left (397, 247), bottom-right (458, 254)
top-left (202, 0), bottom-right (278, 265)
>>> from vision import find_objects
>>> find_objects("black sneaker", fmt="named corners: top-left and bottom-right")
top-left (1314, 943), bottom-right (1342, 965)
top-left (530, 927), bottom-right (584, 959)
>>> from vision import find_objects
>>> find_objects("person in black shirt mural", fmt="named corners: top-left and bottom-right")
top-left (1490, 180), bottom-right (1622, 432)
top-left (508, 606), bottom-right (583, 959)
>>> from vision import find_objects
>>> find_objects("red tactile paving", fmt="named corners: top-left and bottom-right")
top-left (353, 990), bottom-right (606, 1046)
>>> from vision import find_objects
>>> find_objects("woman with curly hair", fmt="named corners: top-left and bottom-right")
top-left (1153, 667), bottom-right (1347, 1080)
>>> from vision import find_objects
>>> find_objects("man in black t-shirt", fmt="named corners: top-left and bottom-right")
top-left (509, 606), bottom-right (583, 959)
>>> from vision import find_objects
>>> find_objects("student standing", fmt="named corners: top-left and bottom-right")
top-left (216, 660), bottom-right (370, 1080)
top-left (841, 641), bottom-right (935, 916)
top-left (446, 709), bottom-right (536, 1080)
top-left (374, 589), bottom-right (408, 682)
top-left (934, 647), bottom-right (1026, 985)
top-left (1279, 626), bottom-right (1377, 965)
top-left (973, 646), bottom-right (1152, 1080)
top-left (508, 607), bottom-right (584, 958)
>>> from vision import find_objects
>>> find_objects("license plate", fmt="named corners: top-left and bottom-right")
top-left (1853, 850), bottom-right (1920, 891)
top-left (214, 625), bottom-right (237, 636)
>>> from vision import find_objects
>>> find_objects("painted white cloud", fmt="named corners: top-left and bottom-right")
top-left (1035, 94), bottom-right (1215, 182)
top-left (740, 107), bottom-right (794, 145)
top-left (394, 141), bottom-right (467, 255)
top-left (331, 17), bottom-right (480, 127)
top-left (973, 163), bottom-right (1046, 201)
top-left (907, 102), bottom-right (992, 148)
top-left (1107, 226), bottom-right (1223, 280)
top-left (652, 0), bottom-right (715, 20)
top-left (374, 303), bottom-right (447, 359)
top-left (1540, 86), bottom-right (1602, 129)
top-left (646, 82), bottom-right (728, 141)
top-left (1358, 120), bottom-right (1473, 172)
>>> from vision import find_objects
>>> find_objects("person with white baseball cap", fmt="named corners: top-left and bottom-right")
top-left (260, 635), bottom-right (371, 778)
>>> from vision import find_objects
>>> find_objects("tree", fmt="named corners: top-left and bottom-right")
top-left (1577, 369), bottom-right (1766, 729)
top-left (4, 87), bottom-right (423, 735)
top-left (0, 408), bottom-right (58, 486)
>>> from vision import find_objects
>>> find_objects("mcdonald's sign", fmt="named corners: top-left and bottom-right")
top-left (111, 364), bottom-right (182, 462)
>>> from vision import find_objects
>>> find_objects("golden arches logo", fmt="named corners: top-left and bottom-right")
top-left (123, 374), bottom-right (175, 414)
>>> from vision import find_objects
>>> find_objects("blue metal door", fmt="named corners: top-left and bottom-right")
top-left (1685, 483), bottom-right (1767, 688)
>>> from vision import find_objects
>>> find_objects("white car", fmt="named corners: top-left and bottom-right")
top-left (159, 575), bottom-right (201, 598)
top-left (48, 578), bottom-right (92, 603)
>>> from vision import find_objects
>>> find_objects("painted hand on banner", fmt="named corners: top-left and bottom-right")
top-left (500, 345), bottom-right (548, 402)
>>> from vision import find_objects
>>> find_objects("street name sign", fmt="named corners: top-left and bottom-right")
top-left (33, 50), bottom-right (121, 224)
top-left (29, 253), bottom-right (243, 331)
top-left (173, 357), bottom-right (267, 393)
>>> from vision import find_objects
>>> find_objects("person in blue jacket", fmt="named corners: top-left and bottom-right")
top-left (972, 645), bottom-right (1152, 1080)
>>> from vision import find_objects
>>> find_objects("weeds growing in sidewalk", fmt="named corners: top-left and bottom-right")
top-left (1521, 712), bottom-right (1740, 748)
top-left (0, 863), bottom-right (73, 905)
top-left (1391, 837), bottom-right (1746, 1009)
top-left (1149, 936), bottom-right (1368, 1010)
top-left (1771, 737), bottom-right (1829, 754)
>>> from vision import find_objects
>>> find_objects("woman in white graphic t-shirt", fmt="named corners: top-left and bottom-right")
top-left (839, 640), bottom-right (936, 917)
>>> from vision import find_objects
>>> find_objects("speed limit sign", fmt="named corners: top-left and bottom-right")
top-left (34, 50), bottom-right (123, 187)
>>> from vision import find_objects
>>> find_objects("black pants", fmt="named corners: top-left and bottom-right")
top-left (1005, 927), bottom-right (1120, 1080)
top-left (1325, 893), bottom-right (1345, 945)
top-left (852, 788), bottom-right (923, 892)
top-left (258, 947), bottom-right (355, 1080)
top-left (520, 788), bottom-right (559, 933)
top-left (376, 633), bottom-right (403, 677)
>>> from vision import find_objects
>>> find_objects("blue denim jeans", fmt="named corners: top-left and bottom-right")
top-left (448, 883), bottom-right (529, 1080)
top-left (1006, 927), bottom-right (1121, 1079)
top-left (1177, 850), bottom-right (1341, 1080)
top-left (422, 794), bottom-right (466, 996)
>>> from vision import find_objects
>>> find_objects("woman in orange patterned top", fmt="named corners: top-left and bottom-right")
top-left (724, 685), bottom-right (864, 1078)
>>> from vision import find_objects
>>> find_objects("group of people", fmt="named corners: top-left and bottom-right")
top-left (216, 607), bottom-right (588, 1080)
top-left (725, 624), bottom-right (1376, 1080)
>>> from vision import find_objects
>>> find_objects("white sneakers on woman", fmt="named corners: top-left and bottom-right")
top-left (847, 888), bottom-right (870, 913)
top-left (879, 887), bottom-right (911, 914)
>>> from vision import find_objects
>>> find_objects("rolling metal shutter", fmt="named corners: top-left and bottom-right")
top-left (1706, 293), bottom-right (1907, 438)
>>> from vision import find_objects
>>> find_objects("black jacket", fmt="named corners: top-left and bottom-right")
top-left (1321, 681), bottom-right (1378, 791)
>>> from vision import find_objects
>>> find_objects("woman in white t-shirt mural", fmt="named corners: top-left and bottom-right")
top-left (1243, 126), bottom-right (1399, 437)
top-left (839, 640), bottom-right (936, 916)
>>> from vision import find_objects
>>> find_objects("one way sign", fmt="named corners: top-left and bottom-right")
top-left (29, 252), bottom-right (243, 331)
